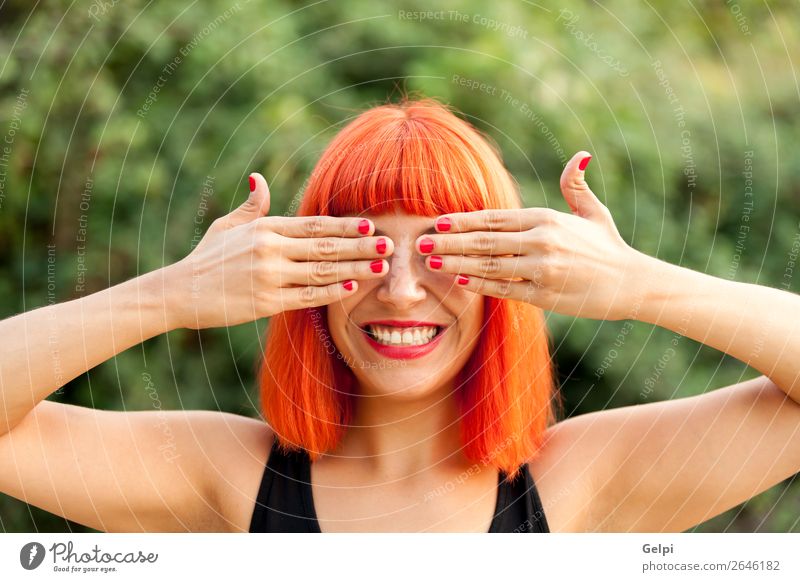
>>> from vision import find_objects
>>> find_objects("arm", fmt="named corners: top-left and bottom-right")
top-left (422, 151), bottom-right (800, 531)
top-left (0, 266), bottom-right (242, 532)
top-left (580, 254), bottom-right (800, 532)
top-left (0, 268), bottom-right (173, 436)
top-left (0, 173), bottom-right (390, 531)
top-left (634, 256), bottom-right (800, 403)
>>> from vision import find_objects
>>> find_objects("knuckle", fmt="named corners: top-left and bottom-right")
top-left (523, 281), bottom-right (538, 300)
top-left (299, 286), bottom-right (317, 304)
top-left (537, 261), bottom-right (555, 285)
top-left (474, 233), bottom-right (494, 253)
top-left (480, 257), bottom-right (502, 275)
top-left (540, 233), bottom-right (562, 254)
top-left (314, 238), bottom-right (337, 258)
top-left (356, 236), bottom-right (370, 255)
top-left (541, 208), bottom-right (559, 225)
top-left (256, 233), bottom-right (277, 258)
top-left (257, 217), bottom-right (280, 235)
top-left (305, 216), bottom-right (326, 236)
top-left (494, 280), bottom-right (512, 295)
top-left (310, 261), bottom-right (335, 283)
top-left (483, 210), bottom-right (505, 230)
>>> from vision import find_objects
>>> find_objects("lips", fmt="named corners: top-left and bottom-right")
top-left (359, 319), bottom-right (448, 360)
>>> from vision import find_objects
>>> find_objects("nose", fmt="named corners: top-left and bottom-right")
top-left (375, 243), bottom-right (427, 310)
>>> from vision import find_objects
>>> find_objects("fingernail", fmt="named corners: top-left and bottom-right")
top-left (429, 256), bottom-right (443, 270)
top-left (419, 237), bottom-right (434, 253)
top-left (578, 156), bottom-right (592, 171)
top-left (342, 280), bottom-right (354, 291)
top-left (370, 260), bottom-right (384, 273)
top-left (249, 176), bottom-right (256, 192)
top-left (358, 219), bottom-right (370, 235)
top-left (435, 217), bottom-right (451, 232)
top-left (457, 275), bottom-right (469, 285)
top-left (376, 238), bottom-right (387, 254)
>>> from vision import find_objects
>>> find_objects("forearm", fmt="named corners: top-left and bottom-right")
top-left (0, 267), bottom-right (179, 435)
top-left (633, 252), bottom-right (800, 403)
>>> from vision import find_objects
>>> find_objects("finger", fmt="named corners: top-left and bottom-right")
top-left (266, 215), bottom-right (374, 238)
top-left (451, 274), bottom-right (537, 302)
top-left (559, 151), bottom-right (610, 222)
top-left (284, 258), bottom-right (388, 286)
top-left (283, 235), bottom-right (394, 261)
top-left (416, 231), bottom-right (528, 256)
top-left (433, 208), bottom-right (557, 234)
top-left (279, 279), bottom-right (360, 310)
top-left (426, 255), bottom-right (529, 279)
top-left (224, 172), bottom-right (271, 229)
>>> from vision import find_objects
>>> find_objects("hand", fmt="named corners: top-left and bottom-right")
top-left (167, 173), bottom-right (393, 329)
top-left (415, 151), bottom-right (651, 321)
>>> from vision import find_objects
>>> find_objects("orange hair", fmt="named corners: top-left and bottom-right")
top-left (259, 97), bottom-right (560, 479)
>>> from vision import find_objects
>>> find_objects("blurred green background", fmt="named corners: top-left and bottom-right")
top-left (1, 0), bottom-right (798, 532)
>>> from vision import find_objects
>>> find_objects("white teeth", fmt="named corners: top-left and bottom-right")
top-left (366, 324), bottom-right (441, 347)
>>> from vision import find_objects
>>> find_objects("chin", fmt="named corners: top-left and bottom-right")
top-left (350, 366), bottom-right (453, 401)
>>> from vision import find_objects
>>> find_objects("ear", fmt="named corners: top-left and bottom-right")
top-left (559, 152), bottom-right (612, 224)
top-left (222, 173), bottom-right (271, 229)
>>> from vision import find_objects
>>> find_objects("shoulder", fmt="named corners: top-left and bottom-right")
top-left (191, 411), bottom-right (274, 532)
top-left (526, 416), bottom-right (605, 532)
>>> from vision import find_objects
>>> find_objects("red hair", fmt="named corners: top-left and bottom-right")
top-left (259, 97), bottom-right (560, 479)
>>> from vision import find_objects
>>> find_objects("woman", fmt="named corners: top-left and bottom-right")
top-left (1, 98), bottom-right (798, 533)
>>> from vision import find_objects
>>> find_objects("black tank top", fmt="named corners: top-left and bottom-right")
top-left (249, 440), bottom-right (549, 533)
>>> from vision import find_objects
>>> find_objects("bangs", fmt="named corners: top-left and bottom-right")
top-left (297, 98), bottom-right (522, 218)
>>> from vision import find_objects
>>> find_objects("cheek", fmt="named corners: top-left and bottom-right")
top-left (325, 303), bottom-right (351, 349)
top-left (448, 290), bottom-right (484, 330)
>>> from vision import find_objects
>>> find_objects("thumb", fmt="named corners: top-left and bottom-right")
top-left (559, 152), bottom-right (609, 223)
top-left (224, 172), bottom-right (271, 228)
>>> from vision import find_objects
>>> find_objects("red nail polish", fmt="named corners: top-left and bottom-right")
top-left (249, 176), bottom-right (256, 192)
top-left (429, 256), bottom-right (443, 270)
top-left (578, 156), bottom-right (592, 171)
top-left (358, 219), bottom-right (370, 235)
top-left (376, 238), bottom-right (387, 254)
top-left (370, 260), bottom-right (383, 273)
top-left (457, 275), bottom-right (469, 285)
top-left (419, 237), bottom-right (434, 253)
top-left (435, 217), bottom-right (451, 232)
top-left (342, 280), bottom-right (354, 291)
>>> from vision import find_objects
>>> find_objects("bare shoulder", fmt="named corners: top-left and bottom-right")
top-left (527, 417), bottom-right (601, 532)
top-left (199, 411), bottom-right (274, 532)
top-left (0, 402), bottom-right (274, 532)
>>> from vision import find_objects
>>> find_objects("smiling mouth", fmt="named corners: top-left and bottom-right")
top-left (363, 323), bottom-right (444, 347)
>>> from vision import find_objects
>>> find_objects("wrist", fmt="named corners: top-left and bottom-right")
top-left (628, 252), bottom-right (713, 327)
top-left (620, 249), bottom-right (675, 323)
top-left (156, 261), bottom-right (191, 332)
top-left (130, 264), bottom-right (186, 334)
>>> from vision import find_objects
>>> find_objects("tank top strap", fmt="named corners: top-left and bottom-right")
top-left (249, 440), bottom-right (321, 533)
top-left (488, 465), bottom-right (550, 533)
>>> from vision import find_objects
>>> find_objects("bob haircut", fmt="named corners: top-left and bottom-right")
top-left (259, 97), bottom-right (559, 479)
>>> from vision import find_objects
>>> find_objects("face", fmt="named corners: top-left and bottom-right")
top-left (327, 209), bottom-right (484, 401)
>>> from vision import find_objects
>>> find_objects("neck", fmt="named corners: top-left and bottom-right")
top-left (331, 382), bottom-right (469, 478)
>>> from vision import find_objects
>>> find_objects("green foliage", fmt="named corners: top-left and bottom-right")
top-left (1, 0), bottom-right (798, 532)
